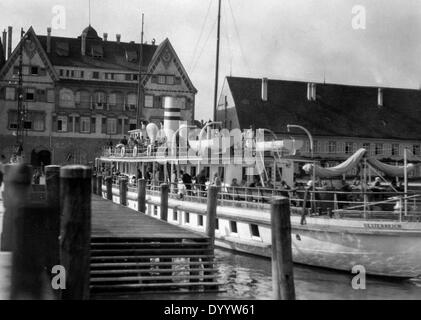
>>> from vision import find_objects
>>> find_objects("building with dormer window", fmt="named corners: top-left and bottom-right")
top-left (0, 25), bottom-right (196, 166)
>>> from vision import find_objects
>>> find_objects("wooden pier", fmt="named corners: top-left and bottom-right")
top-left (90, 195), bottom-right (219, 296)
top-left (0, 165), bottom-right (220, 299)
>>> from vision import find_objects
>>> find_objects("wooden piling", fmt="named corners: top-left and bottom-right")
top-left (206, 186), bottom-right (218, 250)
top-left (1, 164), bottom-right (32, 252)
top-left (137, 179), bottom-right (146, 213)
top-left (160, 183), bottom-right (169, 221)
top-left (60, 165), bottom-right (91, 300)
top-left (96, 174), bottom-right (103, 197)
top-left (271, 196), bottom-right (295, 300)
top-left (92, 172), bottom-right (97, 195)
top-left (44, 165), bottom-right (61, 286)
top-left (105, 176), bottom-right (113, 201)
top-left (119, 176), bottom-right (128, 206)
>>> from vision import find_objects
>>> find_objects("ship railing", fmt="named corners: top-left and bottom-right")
top-left (101, 146), bottom-right (191, 159)
top-left (116, 178), bottom-right (421, 221)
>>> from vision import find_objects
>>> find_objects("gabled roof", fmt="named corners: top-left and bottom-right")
top-left (142, 38), bottom-right (197, 93)
top-left (0, 27), bottom-right (59, 81)
top-left (36, 34), bottom-right (157, 71)
top-left (0, 38), bottom-right (5, 69)
top-left (225, 76), bottom-right (421, 141)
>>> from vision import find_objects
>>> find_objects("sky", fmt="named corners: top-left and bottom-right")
top-left (1, 0), bottom-right (421, 121)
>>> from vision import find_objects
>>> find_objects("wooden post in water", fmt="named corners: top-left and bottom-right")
top-left (137, 178), bottom-right (146, 213)
top-left (119, 176), bottom-right (128, 206)
top-left (271, 196), bottom-right (295, 300)
top-left (206, 186), bottom-right (218, 250)
top-left (96, 174), bottom-right (103, 197)
top-left (44, 165), bottom-right (61, 288)
top-left (105, 176), bottom-right (113, 201)
top-left (160, 183), bottom-right (169, 221)
top-left (4, 164), bottom-right (46, 300)
top-left (92, 172), bottom-right (97, 195)
top-left (60, 165), bottom-right (91, 300)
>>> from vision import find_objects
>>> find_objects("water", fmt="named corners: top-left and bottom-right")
top-left (141, 248), bottom-right (421, 300)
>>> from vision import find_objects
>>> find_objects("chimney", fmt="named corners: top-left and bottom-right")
top-left (7, 26), bottom-right (12, 59)
top-left (261, 78), bottom-right (268, 101)
top-left (116, 34), bottom-right (121, 43)
top-left (307, 83), bottom-right (312, 101)
top-left (311, 83), bottom-right (316, 101)
top-left (47, 27), bottom-right (52, 53)
top-left (378, 88), bottom-right (383, 107)
top-left (2, 29), bottom-right (6, 59)
top-left (103, 33), bottom-right (108, 41)
top-left (81, 33), bottom-right (86, 56)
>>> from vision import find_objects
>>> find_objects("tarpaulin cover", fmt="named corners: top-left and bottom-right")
top-left (303, 148), bottom-right (416, 178)
top-left (367, 157), bottom-right (415, 177)
top-left (303, 148), bottom-right (366, 178)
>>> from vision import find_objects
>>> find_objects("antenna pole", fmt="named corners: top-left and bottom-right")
top-left (89, 0), bottom-right (91, 25)
top-left (136, 12), bottom-right (145, 128)
top-left (213, 0), bottom-right (222, 122)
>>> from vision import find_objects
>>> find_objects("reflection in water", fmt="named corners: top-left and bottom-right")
top-left (214, 249), bottom-right (421, 300)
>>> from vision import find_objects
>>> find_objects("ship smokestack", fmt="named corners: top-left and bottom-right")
top-left (261, 78), bottom-right (268, 101)
top-left (7, 26), bottom-right (12, 59)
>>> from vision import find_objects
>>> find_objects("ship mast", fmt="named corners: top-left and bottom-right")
top-left (136, 12), bottom-right (145, 128)
top-left (212, 0), bottom-right (222, 122)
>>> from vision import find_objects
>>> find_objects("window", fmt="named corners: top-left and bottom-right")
top-left (413, 145), bottom-right (420, 156)
top-left (173, 210), bottom-right (178, 221)
top-left (132, 74), bottom-right (138, 81)
top-left (197, 215), bottom-right (203, 226)
top-left (6, 87), bottom-right (15, 100)
top-left (185, 212), bottom-right (190, 224)
top-left (108, 93), bottom-right (117, 107)
top-left (80, 71), bottom-right (84, 78)
top-left (107, 118), bottom-right (117, 134)
top-left (57, 116), bottom-right (67, 132)
top-left (80, 117), bottom-right (90, 133)
top-left (127, 93), bottom-right (137, 111)
top-left (33, 113), bottom-right (44, 131)
top-left (59, 89), bottom-right (74, 108)
top-left (328, 141), bottom-right (336, 153)
top-left (166, 75), bottom-right (174, 85)
top-left (105, 73), bottom-right (114, 80)
top-left (215, 218), bottom-right (219, 230)
top-left (230, 221), bottom-right (238, 233)
top-left (66, 70), bottom-right (70, 77)
top-left (345, 142), bottom-right (353, 155)
top-left (24, 121), bottom-right (32, 130)
top-left (176, 97), bottom-right (186, 109)
top-left (144, 95), bottom-right (153, 108)
top-left (158, 75), bottom-right (166, 84)
top-left (59, 69), bottom-right (64, 77)
top-left (31, 66), bottom-right (39, 75)
top-left (129, 123), bottom-right (137, 131)
top-left (375, 143), bottom-right (383, 155)
top-left (25, 88), bottom-right (35, 101)
top-left (392, 144), bottom-right (399, 156)
top-left (125, 74), bottom-right (131, 81)
top-left (8, 112), bottom-right (17, 129)
top-left (250, 224), bottom-right (260, 237)
top-left (92, 72), bottom-right (100, 79)
top-left (13, 66), bottom-right (19, 75)
top-left (47, 89), bottom-right (55, 103)
top-left (95, 92), bottom-right (106, 109)
top-left (363, 143), bottom-right (370, 153)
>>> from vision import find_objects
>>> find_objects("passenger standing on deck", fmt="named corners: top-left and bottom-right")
top-left (213, 173), bottom-right (222, 190)
top-left (181, 170), bottom-right (192, 194)
top-left (0, 155), bottom-right (6, 199)
top-left (196, 169), bottom-right (207, 196)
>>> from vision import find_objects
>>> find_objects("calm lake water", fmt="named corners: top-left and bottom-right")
top-left (140, 248), bottom-right (421, 300)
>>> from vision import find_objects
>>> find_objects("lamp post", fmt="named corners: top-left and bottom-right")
top-left (287, 124), bottom-right (316, 212)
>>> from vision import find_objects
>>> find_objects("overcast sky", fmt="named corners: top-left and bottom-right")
top-left (1, 0), bottom-right (421, 120)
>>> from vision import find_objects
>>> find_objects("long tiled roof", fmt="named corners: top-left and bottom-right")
top-left (226, 76), bottom-right (421, 141)
top-left (37, 30), bottom-right (157, 71)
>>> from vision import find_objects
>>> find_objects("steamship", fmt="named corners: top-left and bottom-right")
top-left (96, 96), bottom-right (421, 279)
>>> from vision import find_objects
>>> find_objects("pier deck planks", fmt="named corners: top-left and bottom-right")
top-left (92, 195), bottom-right (206, 240)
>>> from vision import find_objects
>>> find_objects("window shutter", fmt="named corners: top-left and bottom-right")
top-left (154, 96), bottom-right (162, 108)
top-left (151, 75), bottom-right (158, 83)
top-left (91, 117), bottom-right (96, 133)
top-left (52, 116), bottom-right (58, 132)
top-left (75, 116), bottom-right (80, 133)
top-left (175, 77), bottom-right (181, 85)
top-left (36, 89), bottom-right (46, 102)
top-left (117, 119), bottom-right (122, 135)
top-left (101, 118), bottom-right (107, 134)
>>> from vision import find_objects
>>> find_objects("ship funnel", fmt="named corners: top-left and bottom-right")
top-left (163, 96), bottom-right (181, 142)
